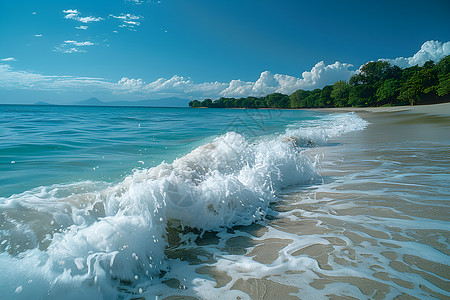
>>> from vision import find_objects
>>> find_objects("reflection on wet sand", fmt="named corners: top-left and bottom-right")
top-left (160, 107), bottom-right (449, 299)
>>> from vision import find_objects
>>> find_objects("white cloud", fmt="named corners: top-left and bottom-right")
top-left (64, 40), bottom-right (95, 46)
top-left (0, 61), bottom-right (352, 98)
top-left (125, 0), bottom-right (146, 5)
top-left (114, 62), bottom-right (355, 98)
top-left (1, 57), bottom-right (16, 62)
top-left (110, 14), bottom-right (141, 21)
top-left (220, 62), bottom-right (356, 97)
top-left (110, 13), bottom-right (143, 29)
top-left (77, 16), bottom-right (103, 23)
top-left (2, 40), bottom-right (449, 100)
top-left (76, 26), bottom-right (88, 30)
top-left (63, 9), bottom-right (103, 23)
top-left (114, 75), bottom-right (227, 98)
top-left (55, 40), bottom-right (95, 53)
top-left (0, 64), bottom-right (113, 91)
top-left (117, 77), bottom-right (145, 91)
top-left (55, 48), bottom-right (87, 54)
top-left (220, 79), bottom-right (253, 97)
top-left (34, 34), bottom-right (43, 37)
top-left (63, 9), bottom-right (79, 14)
top-left (382, 40), bottom-right (450, 68)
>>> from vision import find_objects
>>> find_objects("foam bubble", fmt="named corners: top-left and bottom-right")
top-left (0, 112), bottom-right (367, 298)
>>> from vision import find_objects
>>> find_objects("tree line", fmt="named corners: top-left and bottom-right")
top-left (189, 55), bottom-right (450, 109)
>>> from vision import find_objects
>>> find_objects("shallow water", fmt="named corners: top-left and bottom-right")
top-left (0, 105), bottom-right (448, 299)
top-left (0, 105), bottom-right (315, 197)
top-left (227, 111), bottom-right (450, 299)
top-left (153, 110), bottom-right (450, 299)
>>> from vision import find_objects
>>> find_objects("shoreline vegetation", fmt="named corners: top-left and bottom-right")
top-left (189, 55), bottom-right (450, 109)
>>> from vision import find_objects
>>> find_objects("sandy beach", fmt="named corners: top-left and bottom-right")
top-left (1, 103), bottom-right (448, 299)
top-left (174, 102), bottom-right (450, 299)
top-left (311, 102), bottom-right (450, 116)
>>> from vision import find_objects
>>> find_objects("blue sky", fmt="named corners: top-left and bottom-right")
top-left (1, 0), bottom-right (450, 104)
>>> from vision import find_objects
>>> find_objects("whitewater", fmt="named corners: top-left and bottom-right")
top-left (1, 105), bottom-right (448, 299)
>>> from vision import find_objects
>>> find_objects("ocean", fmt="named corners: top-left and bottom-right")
top-left (0, 105), bottom-right (448, 299)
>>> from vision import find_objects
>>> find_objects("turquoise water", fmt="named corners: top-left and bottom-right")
top-left (13, 105), bottom-right (444, 299)
top-left (0, 105), bottom-right (318, 197)
top-left (1, 105), bottom-right (448, 299)
top-left (1, 105), bottom-right (371, 299)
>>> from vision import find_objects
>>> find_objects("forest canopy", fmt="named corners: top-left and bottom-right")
top-left (189, 55), bottom-right (450, 109)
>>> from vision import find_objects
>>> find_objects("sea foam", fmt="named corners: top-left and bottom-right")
top-left (0, 112), bottom-right (368, 299)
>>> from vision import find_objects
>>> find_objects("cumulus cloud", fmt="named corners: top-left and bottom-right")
top-left (382, 40), bottom-right (450, 68)
top-left (117, 77), bottom-right (145, 91)
top-left (220, 62), bottom-right (356, 97)
top-left (76, 25), bottom-right (88, 30)
top-left (1, 57), bottom-right (16, 62)
top-left (2, 40), bottom-right (449, 99)
top-left (0, 61), bottom-right (353, 98)
top-left (63, 9), bottom-right (103, 23)
top-left (110, 13), bottom-right (143, 29)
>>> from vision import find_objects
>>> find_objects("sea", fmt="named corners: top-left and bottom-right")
top-left (0, 104), bottom-right (448, 299)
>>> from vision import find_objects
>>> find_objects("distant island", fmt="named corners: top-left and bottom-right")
top-left (33, 101), bottom-right (56, 106)
top-left (189, 55), bottom-right (450, 109)
top-left (34, 97), bottom-right (189, 108)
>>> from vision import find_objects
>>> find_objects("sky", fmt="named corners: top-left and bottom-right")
top-left (0, 0), bottom-right (450, 104)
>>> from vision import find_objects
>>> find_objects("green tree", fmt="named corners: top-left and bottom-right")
top-left (421, 66), bottom-right (439, 95)
top-left (190, 55), bottom-right (450, 110)
top-left (264, 93), bottom-right (289, 108)
top-left (398, 72), bottom-right (424, 105)
top-left (330, 81), bottom-right (350, 107)
top-left (289, 89), bottom-right (310, 108)
top-left (319, 85), bottom-right (333, 107)
top-left (422, 60), bottom-right (435, 69)
top-left (254, 98), bottom-right (267, 108)
top-left (225, 98), bottom-right (237, 108)
top-left (241, 97), bottom-right (256, 108)
top-left (437, 73), bottom-right (450, 97)
top-left (375, 79), bottom-right (401, 105)
top-left (400, 65), bottom-right (420, 83)
top-left (305, 89), bottom-right (321, 108)
top-left (189, 100), bottom-right (201, 107)
top-left (349, 61), bottom-right (396, 87)
top-left (349, 85), bottom-right (373, 106)
top-left (202, 98), bottom-right (213, 107)
top-left (436, 55), bottom-right (450, 97)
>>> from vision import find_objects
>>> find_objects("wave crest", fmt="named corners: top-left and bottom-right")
top-left (0, 112), bottom-right (368, 298)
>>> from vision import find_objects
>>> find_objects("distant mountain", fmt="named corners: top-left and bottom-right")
top-left (34, 101), bottom-right (55, 105)
top-left (72, 97), bottom-right (189, 107)
top-left (73, 97), bottom-right (104, 106)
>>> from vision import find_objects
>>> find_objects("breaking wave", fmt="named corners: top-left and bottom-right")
top-left (0, 112), bottom-right (368, 299)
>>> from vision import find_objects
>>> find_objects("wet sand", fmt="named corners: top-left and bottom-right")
top-left (158, 103), bottom-right (450, 299)
top-left (311, 102), bottom-right (450, 116)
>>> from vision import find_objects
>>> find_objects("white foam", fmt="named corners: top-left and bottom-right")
top-left (0, 112), bottom-right (368, 298)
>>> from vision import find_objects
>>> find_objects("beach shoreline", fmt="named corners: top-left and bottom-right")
top-left (191, 102), bottom-right (450, 117)
top-left (309, 102), bottom-right (450, 116)
top-left (1, 103), bottom-right (448, 299)
top-left (207, 104), bottom-right (450, 299)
